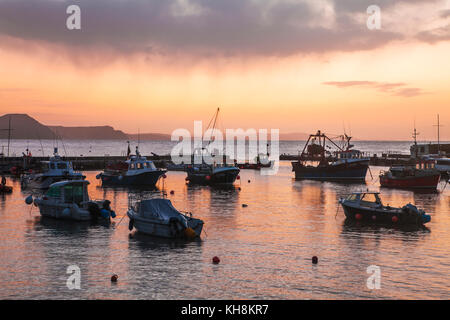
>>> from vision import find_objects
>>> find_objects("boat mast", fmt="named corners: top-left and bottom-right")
top-left (412, 122), bottom-right (420, 158)
top-left (7, 116), bottom-right (11, 157)
top-left (0, 116), bottom-right (13, 157)
top-left (433, 114), bottom-right (443, 155)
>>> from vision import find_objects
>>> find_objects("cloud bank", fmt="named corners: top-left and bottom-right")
top-left (0, 0), bottom-right (448, 59)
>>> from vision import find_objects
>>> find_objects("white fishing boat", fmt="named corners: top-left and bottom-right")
top-left (127, 197), bottom-right (204, 239)
top-left (26, 180), bottom-right (116, 222)
top-left (21, 148), bottom-right (85, 189)
top-left (96, 146), bottom-right (166, 187)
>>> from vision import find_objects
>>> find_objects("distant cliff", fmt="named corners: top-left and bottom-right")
top-left (0, 114), bottom-right (56, 139)
top-left (49, 125), bottom-right (128, 140)
top-left (0, 113), bottom-right (171, 140)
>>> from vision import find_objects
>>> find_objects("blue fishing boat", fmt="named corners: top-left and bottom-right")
top-left (292, 131), bottom-right (369, 181)
top-left (97, 146), bottom-right (166, 187)
top-left (339, 192), bottom-right (431, 225)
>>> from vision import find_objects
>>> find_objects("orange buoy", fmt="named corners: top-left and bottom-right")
top-left (312, 256), bottom-right (318, 264)
top-left (111, 274), bottom-right (118, 282)
top-left (212, 256), bottom-right (220, 264)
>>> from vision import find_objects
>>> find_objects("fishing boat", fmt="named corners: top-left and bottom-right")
top-left (237, 153), bottom-right (273, 170)
top-left (184, 108), bottom-right (240, 185)
top-left (339, 192), bottom-right (431, 225)
top-left (292, 131), bottom-right (370, 181)
top-left (186, 163), bottom-right (240, 185)
top-left (127, 198), bottom-right (204, 239)
top-left (26, 180), bottom-right (116, 222)
top-left (21, 148), bottom-right (85, 189)
top-left (379, 160), bottom-right (441, 190)
top-left (97, 146), bottom-right (166, 187)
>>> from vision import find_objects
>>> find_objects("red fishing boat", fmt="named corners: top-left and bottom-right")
top-left (379, 160), bottom-right (441, 190)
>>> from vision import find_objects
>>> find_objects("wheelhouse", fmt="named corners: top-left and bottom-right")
top-left (345, 192), bottom-right (383, 207)
top-left (44, 180), bottom-right (90, 206)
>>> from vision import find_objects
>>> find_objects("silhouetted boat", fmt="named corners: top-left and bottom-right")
top-left (380, 160), bottom-right (441, 190)
top-left (339, 192), bottom-right (431, 225)
top-left (97, 146), bottom-right (166, 187)
top-left (292, 131), bottom-right (369, 181)
top-left (186, 163), bottom-right (240, 185)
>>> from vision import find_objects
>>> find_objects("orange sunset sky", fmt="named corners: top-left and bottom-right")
top-left (0, 0), bottom-right (449, 140)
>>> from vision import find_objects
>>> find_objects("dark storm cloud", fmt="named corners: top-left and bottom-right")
top-left (0, 0), bottom-right (445, 57)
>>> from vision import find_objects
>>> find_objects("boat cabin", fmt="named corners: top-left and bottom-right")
top-left (344, 192), bottom-right (383, 208)
top-left (41, 148), bottom-right (78, 176)
top-left (127, 156), bottom-right (157, 171)
top-left (44, 180), bottom-right (90, 206)
top-left (336, 149), bottom-right (366, 160)
top-left (126, 147), bottom-right (157, 172)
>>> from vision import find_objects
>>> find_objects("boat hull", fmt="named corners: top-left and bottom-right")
top-left (128, 211), bottom-right (204, 239)
top-left (100, 170), bottom-right (165, 186)
top-left (340, 202), bottom-right (428, 225)
top-left (35, 201), bottom-right (91, 221)
top-left (292, 160), bottom-right (369, 181)
top-left (380, 174), bottom-right (441, 190)
top-left (186, 167), bottom-right (240, 185)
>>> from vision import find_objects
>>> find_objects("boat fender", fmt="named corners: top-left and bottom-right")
top-left (25, 195), bottom-right (33, 205)
top-left (128, 218), bottom-right (134, 231)
top-left (184, 227), bottom-right (197, 239)
top-left (62, 207), bottom-right (71, 217)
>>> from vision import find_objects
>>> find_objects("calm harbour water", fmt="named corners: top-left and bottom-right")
top-left (1, 139), bottom-right (441, 157)
top-left (0, 160), bottom-right (449, 299)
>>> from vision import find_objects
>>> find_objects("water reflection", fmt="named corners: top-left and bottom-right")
top-left (0, 166), bottom-right (449, 299)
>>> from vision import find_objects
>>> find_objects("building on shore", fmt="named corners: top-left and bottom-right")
top-left (410, 143), bottom-right (450, 158)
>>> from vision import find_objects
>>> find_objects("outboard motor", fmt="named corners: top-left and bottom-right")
top-left (88, 201), bottom-right (101, 222)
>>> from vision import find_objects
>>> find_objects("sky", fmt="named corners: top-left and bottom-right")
top-left (0, 0), bottom-right (449, 140)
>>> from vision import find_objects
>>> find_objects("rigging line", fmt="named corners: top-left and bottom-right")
top-left (211, 107), bottom-right (219, 140)
top-left (205, 107), bottom-right (218, 133)
top-left (113, 213), bottom-right (127, 229)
